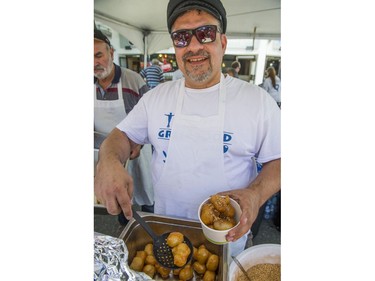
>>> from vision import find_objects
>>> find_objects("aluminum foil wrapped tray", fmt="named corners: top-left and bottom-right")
top-left (94, 233), bottom-right (152, 281)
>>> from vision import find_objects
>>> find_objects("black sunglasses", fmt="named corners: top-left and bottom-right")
top-left (171, 25), bottom-right (221, 48)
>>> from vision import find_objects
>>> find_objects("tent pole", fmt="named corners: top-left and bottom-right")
top-left (252, 26), bottom-right (257, 51)
top-left (143, 33), bottom-right (148, 69)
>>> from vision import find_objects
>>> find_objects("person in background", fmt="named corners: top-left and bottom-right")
top-left (225, 67), bottom-right (236, 77)
top-left (94, 0), bottom-right (280, 257)
top-left (140, 58), bottom-right (165, 89)
top-left (94, 28), bottom-right (154, 225)
top-left (262, 66), bottom-right (281, 108)
top-left (231, 60), bottom-right (241, 78)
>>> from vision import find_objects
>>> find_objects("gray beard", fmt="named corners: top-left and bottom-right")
top-left (94, 62), bottom-right (114, 80)
top-left (185, 64), bottom-right (212, 83)
top-left (183, 50), bottom-right (212, 83)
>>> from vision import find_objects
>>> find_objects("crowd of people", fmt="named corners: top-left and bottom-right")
top-left (94, 0), bottom-right (281, 258)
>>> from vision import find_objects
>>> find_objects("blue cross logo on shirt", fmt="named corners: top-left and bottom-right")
top-left (165, 112), bottom-right (174, 128)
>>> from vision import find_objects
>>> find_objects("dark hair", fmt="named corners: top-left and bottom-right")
top-left (231, 61), bottom-right (241, 69)
top-left (226, 67), bottom-right (236, 77)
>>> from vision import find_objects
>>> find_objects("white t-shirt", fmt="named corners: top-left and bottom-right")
top-left (117, 75), bottom-right (281, 191)
top-left (172, 69), bottom-right (184, 80)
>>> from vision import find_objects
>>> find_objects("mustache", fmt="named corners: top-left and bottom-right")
top-left (182, 50), bottom-right (210, 61)
top-left (94, 65), bottom-right (105, 71)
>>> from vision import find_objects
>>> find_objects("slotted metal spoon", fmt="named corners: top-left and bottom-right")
top-left (132, 208), bottom-right (193, 269)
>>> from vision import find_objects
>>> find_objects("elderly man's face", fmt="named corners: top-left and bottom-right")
top-left (94, 40), bottom-right (114, 80)
top-left (172, 10), bottom-right (227, 89)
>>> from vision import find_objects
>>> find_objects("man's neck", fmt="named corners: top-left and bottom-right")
top-left (98, 64), bottom-right (115, 89)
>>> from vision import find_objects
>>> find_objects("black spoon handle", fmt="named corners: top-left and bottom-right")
top-left (132, 207), bottom-right (159, 241)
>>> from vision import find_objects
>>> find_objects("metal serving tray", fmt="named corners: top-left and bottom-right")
top-left (119, 212), bottom-right (228, 281)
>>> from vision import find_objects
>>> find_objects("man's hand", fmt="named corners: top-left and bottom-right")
top-left (220, 159), bottom-right (281, 242)
top-left (219, 188), bottom-right (261, 242)
top-left (94, 128), bottom-right (136, 219)
top-left (94, 158), bottom-right (134, 219)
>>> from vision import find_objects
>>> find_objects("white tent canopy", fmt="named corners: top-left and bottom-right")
top-left (94, 0), bottom-right (281, 55)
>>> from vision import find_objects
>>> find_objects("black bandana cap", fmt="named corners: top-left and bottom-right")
top-left (94, 28), bottom-right (111, 46)
top-left (167, 0), bottom-right (227, 34)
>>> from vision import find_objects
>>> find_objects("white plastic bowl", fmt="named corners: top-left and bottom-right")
top-left (229, 243), bottom-right (281, 281)
top-left (198, 197), bottom-right (242, 245)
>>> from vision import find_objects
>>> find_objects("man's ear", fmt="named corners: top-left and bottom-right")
top-left (110, 47), bottom-right (114, 60)
top-left (221, 34), bottom-right (227, 54)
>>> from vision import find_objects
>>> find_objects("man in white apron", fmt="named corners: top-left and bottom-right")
top-left (94, 28), bottom-right (154, 225)
top-left (94, 0), bottom-right (281, 258)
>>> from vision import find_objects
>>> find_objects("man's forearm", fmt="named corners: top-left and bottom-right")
top-left (247, 159), bottom-right (281, 206)
top-left (98, 128), bottom-right (131, 165)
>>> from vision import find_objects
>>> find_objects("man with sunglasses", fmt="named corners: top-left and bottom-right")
top-left (94, 0), bottom-right (281, 257)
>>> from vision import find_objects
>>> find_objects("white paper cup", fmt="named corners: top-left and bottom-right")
top-left (198, 197), bottom-right (242, 245)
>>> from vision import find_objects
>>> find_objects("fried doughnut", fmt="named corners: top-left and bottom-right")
top-left (166, 231), bottom-right (184, 248)
top-left (213, 217), bottom-right (235, 230)
top-left (142, 264), bottom-right (156, 278)
top-left (222, 201), bottom-right (235, 217)
top-left (135, 250), bottom-right (147, 261)
top-left (193, 246), bottom-right (199, 260)
top-left (179, 264), bottom-right (193, 281)
top-left (145, 254), bottom-right (157, 265)
top-left (155, 264), bottom-right (171, 279)
top-left (210, 194), bottom-right (230, 213)
top-left (172, 243), bottom-right (191, 259)
top-left (200, 203), bottom-right (220, 225)
top-left (144, 243), bottom-right (153, 256)
top-left (172, 243), bottom-right (191, 267)
top-left (206, 254), bottom-right (219, 271)
top-left (193, 261), bottom-right (207, 275)
top-left (203, 270), bottom-right (216, 281)
top-left (173, 253), bottom-right (188, 267)
top-left (195, 247), bottom-right (210, 264)
top-left (129, 256), bottom-right (144, 272)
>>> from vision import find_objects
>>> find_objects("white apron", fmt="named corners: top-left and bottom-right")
top-left (154, 76), bottom-right (228, 219)
top-left (94, 80), bottom-right (154, 206)
top-left (94, 81), bottom-right (125, 134)
top-left (154, 76), bottom-right (248, 256)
